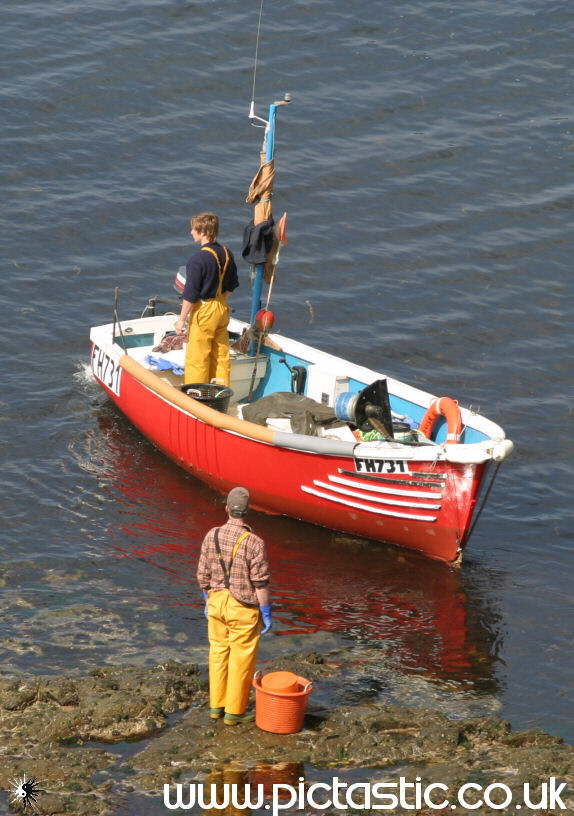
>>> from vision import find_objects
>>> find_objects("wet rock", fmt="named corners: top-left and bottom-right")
top-left (457, 716), bottom-right (513, 747)
top-left (0, 654), bottom-right (572, 814)
top-left (303, 652), bottom-right (324, 664)
top-left (0, 662), bottom-right (204, 813)
top-left (0, 679), bottom-right (39, 711)
top-left (340, 673), bottom-right (390, 704)
top-left (0, 677), bottom-right (82, 709)
top-left (256, 651), bottom-right (339, 683)
top-left (0, 745), bottom-right (114, 816)
top-left (0, 662), bottom-right (204, 744)
top-left (125, 696), bottom-right (573, 812)
top-left (504, 729), bottom-right (564, 748)
top-left (44, 679), bottom-right (81, 707)
top-left (120, 652), bottom-right (573, 807)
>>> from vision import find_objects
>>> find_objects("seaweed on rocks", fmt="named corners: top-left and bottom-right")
top-left (0, 654), bottom-right (572, 815)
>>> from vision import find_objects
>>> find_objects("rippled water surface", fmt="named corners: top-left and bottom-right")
top-left (1, 0), bottom-right (572, 743)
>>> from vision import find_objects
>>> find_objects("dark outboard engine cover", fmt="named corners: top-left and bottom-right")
top-left (354, 379), bottom-right (394, 438)
top-left (335, 379), bottom-right (394, 439)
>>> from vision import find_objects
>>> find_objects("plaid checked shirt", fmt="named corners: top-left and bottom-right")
top-left (197, 517), bottom-right (270, 607)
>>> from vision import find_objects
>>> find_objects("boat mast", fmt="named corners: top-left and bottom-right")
top-left (247, 96), bottom-right (291, 337)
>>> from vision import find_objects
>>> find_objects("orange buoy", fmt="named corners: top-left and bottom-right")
top-left (419, 396), bottom-right (463, 444)
top-left (253, 671), bottom-right (313, 734)
top-left (255, 308), bottom-right (275, 332)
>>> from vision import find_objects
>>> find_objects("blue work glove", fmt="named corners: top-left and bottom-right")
top-left (202, 590), bottom-right (208, 619)
top-left (144, 355), bottom-right (184, 376)
top-left (260, 604), bottom-right (272, 634)
top-left (145, 354), bottom-right (171, 370)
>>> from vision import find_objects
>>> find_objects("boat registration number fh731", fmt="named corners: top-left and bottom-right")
top-left (91, 343), bottom-right (122, 396)
top-left (354, 458), bottom-right (411, 474)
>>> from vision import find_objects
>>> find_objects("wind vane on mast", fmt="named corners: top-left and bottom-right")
top-left (249, 94), bottom-right (292, 128)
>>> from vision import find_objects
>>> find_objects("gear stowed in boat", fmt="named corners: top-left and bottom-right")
top-left (89, 304), bottom-right (512, 563)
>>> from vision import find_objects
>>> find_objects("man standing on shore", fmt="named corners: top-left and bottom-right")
top-left (197, 487), bottom-right (272, 725)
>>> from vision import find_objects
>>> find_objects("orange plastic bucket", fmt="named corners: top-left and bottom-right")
top-left (253, 671), bottom-right (313, 734)
top-left (261, 671), bottom-right (300, 695)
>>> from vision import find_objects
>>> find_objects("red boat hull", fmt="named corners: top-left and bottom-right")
top-left (102, 364), bottom-right (484, 563)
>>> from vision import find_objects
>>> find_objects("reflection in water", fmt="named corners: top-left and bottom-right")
top-left (202, 763), bottom-right (305, 815)
top-left (87, 404), bottom-right (504, 693)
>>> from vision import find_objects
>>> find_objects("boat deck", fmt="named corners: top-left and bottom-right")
top-left (91, 311), bottom-right (509, 450)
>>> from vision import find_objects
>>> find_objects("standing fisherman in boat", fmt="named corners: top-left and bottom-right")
top-left (197, 487), bottom-right (273, 725)
top-left (175, 212), bottom-right (239, 386)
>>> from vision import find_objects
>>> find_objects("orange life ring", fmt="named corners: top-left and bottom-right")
top-left (419, 396), bottom-right (462, 444)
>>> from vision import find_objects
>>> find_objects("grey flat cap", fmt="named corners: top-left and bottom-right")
top-left (226, 486), bottom-right (250, 517)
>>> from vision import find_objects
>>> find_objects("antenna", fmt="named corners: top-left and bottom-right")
top-left (249, 0), bottom-right (266, 125)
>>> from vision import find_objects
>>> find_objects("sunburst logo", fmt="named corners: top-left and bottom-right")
top-left (8, 775), bottom-right (45, 812)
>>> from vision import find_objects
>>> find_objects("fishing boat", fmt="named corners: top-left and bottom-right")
top-left (89, 97), bottom-right (513, 564)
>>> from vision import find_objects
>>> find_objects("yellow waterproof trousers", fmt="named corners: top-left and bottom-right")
top-left (207, 589), bottom-right (261, 716)
top-left (184, 298), bottom-right (230, 385)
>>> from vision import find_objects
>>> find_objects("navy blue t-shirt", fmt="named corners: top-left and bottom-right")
top-left (182, 242), bottom-right (239, 303)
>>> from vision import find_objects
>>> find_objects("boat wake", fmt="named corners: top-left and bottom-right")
top-left (73, 360), bottom-right (100, 392)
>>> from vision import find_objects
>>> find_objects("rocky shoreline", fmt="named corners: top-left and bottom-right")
top-left (1, 650), bottom-right (572, 815)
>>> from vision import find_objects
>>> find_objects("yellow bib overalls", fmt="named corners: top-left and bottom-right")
top-left (207, 530), bottom-right (261, 716)
top-left (184, 245), bottom-right (231, 386)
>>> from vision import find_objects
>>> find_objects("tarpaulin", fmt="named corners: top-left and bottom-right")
top-left (242, 392), bottom-right (346, 437)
